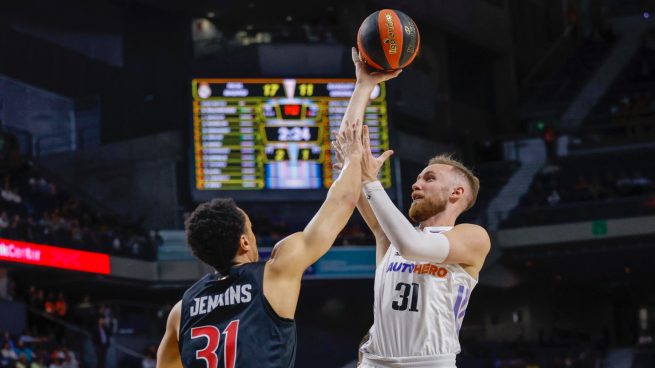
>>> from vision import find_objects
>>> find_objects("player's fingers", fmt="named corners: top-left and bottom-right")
top-left (352, 47), bottom-right (359, 64)
top-left (331, 140), bottom-right (340, 153)
top-left (355, 119), bottom-right (363, 142)
top-left (338, 131), bottom-right (347, 146)
top-left (333, 140), bottom-right (344, 157)
top-left (342, 131), bottom-right (348, 144)
top-left (363, 125), bottom-right (372, 152)
top-left (377, 150), bottom-right (394, 163)
top-left (333, 163), bottom-right (343, 170)
top-left (384, 69), bottom-right (402, 80)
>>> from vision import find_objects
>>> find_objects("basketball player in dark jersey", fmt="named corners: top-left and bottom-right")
top-left (156, 123), bottom-right (364, 368)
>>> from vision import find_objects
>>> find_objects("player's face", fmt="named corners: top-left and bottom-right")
top-left (408, 164), bottom-right (451, 222)
top-left (240, 210), bottom-right (259, 262)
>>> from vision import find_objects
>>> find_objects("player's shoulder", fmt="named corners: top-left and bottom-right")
top-left (452, 223), bottom-right (488, 234)
top-left (268, 232), bottom-right (304, 260)
top-left (168, 300), bottom-right (182, 336)
top-left (449, 223), bottom-right (491, 251)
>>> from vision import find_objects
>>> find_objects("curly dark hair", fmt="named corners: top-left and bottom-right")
top-left (185, 198), bottom-right (245, 271)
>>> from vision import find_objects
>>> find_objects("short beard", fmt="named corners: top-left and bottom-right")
top-left (408, 196), bottom-right (447, 223)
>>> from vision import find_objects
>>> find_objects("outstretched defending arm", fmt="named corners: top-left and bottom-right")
top-left (263, 122), bottom-right (363, 318)
top-left (335, 47), bottom-right (401, 264)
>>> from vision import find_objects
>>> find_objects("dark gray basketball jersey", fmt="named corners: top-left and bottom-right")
top-left (179, 262), bottom-right (296, 368)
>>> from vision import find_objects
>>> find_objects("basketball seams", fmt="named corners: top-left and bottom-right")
top-left (397, 12), bottom-right (418, 68)
top-left (358, 11), bottom-right (388, 71)
top-left (401, 16), bottom-right (420, 68)
top-left (386, 10), bottom-right (403, 70)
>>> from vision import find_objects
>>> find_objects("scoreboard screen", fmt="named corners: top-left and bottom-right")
top-left (191, 78), bottom-right (391, 195)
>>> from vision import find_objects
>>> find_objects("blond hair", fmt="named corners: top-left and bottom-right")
top-left (427, 154), bottom-right (480, 211)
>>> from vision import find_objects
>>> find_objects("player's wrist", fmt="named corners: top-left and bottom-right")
top-left (362, 175), bottom-right (379, 185)
top-left (355, 80), bottom-right (376, 89)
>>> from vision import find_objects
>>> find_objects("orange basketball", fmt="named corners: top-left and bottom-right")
top-left (357, 9), bottom-right (420, 72)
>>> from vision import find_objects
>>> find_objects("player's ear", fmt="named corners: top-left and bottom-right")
top-left (239, 234), bottom-right (251, 252)
top-left (449, 185), bottom-right (465, 202)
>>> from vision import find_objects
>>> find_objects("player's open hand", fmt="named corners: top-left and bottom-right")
top-left (352, 47), bottom-right (402, 88)
top-left (361, 125), bottom-right (393, 184)
top-left (331, 121), bottom-right (363, 170)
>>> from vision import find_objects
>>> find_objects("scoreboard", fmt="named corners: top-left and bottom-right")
top-left (192, 78), bottom-right (391, 194)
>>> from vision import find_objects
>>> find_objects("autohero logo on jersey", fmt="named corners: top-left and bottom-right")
top-left (386, 261), bottom-right (448, 279)
top-left (190, 284), bottom-right (252, 317)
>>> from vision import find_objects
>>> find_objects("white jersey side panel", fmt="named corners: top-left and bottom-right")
top-left (362, 227), bottom-right (477, 359)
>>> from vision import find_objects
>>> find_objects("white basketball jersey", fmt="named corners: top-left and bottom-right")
top-left (360, 226), bottom-right (477, 367)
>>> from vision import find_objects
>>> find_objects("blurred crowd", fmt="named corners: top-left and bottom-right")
top-left (0, 330), bottom-right (78, 368)
top-left (9, 284), bottom-right (121, 368)
top-left (523, 162), bottom-right (654, 208)
top-left (0, 158), bottom-right (161, 260)
top-left (243, 212), bottom-right (375, 247)
top-left (599, 29), bottom-right (655, 134)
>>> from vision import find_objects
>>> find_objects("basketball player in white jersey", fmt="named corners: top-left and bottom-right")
top-left (333, 48), bottom-right (491, 367)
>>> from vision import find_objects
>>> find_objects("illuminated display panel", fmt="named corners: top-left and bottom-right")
top-left (0, 238), bottom-right (111, 274)
top-left (192, 78), bottom-right (391, 191)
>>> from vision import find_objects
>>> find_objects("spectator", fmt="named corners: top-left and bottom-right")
top-left (15, 354), bottom-right (29, 368)
top-left (100, 306), bottom-right (118, 334)
top-left (44, 293), bottom-right (56, 316)
top-left (92, 317), bottom-right (110, 368)
top-left (60, 347), bottom-right (78, 368)
top-left (47, 356), bottom-right (63, 368)
top-left (75, 295), bottom-right (94, 329)
top-left (1, 341), bottom-right (17, 366)
top-left (0, 331), bottom-right (14, 351)
top-left (13, 341), bottom-right (33, 364)
top-left (142, 346), bottom-right (156, 368)
top-left (0, 212), bottom-right (8, 234)
top-left (548, 189), bottom-right (561, 206)
top-left (30, 353), bottom-right (47, 368)
top-left (55, 293), bottom-right (67, 320)
top-left (149, 229), bottom-right (164, 247)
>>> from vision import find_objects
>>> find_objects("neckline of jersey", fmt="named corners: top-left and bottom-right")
top-left (422, 226), bottom-right (453, 232)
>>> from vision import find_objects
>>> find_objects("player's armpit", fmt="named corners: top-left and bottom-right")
top-left (442, 224), bottom-right (491, 269)
top-left (156, 300), bottom-right (183, 368)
